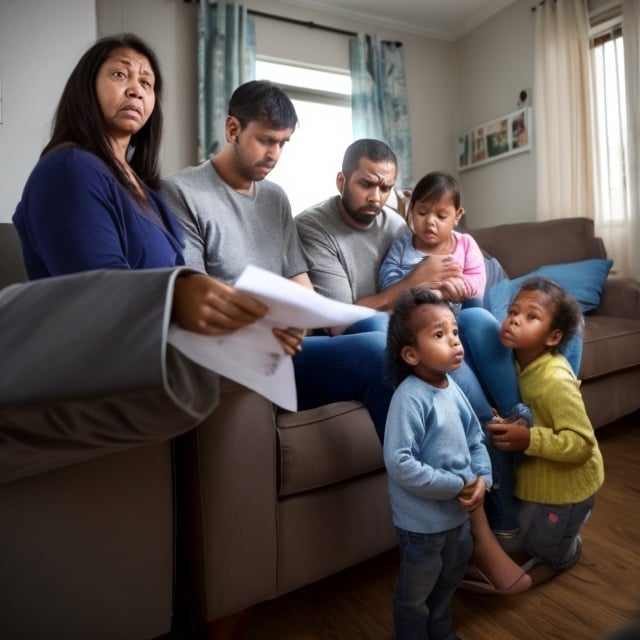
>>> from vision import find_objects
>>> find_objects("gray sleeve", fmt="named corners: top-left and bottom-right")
top-left (160, 177), bottom-right (207, 273)
top-left (295, 219), bottom-right (355, 304)
top-left (281, 204), bottom-right (310, 278)
top-left (0, 268), bottom-right (219, 484)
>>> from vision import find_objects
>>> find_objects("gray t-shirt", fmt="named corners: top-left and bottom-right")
top-left (161, 160), bottom-right (308, 282)
top-left (295, 196), bottom-right (407, 304)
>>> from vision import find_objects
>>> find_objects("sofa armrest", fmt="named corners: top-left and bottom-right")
top-left (0, 269), bottom-right (220, 485)
top-left (177, 379), bottom-right (279, 622)
top-left (597, 278), bottom-right (640, 319)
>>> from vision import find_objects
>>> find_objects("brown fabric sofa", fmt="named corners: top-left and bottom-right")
top-left (175, 382), bottom-right (396, 631)
top-left (180, 216), bottom-right (640, 631)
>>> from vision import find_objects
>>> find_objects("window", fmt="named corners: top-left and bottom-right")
top-left (255, 58), bottom-right (353, 215)
top-left (590, 21), bottom-right (628, 224)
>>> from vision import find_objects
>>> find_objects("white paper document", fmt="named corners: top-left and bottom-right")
top-left (168, 265), bottom-right (377, 411)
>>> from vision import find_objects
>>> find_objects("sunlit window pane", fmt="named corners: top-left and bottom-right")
top-left (256, 58), bottom-right (353, 215)
top-left (257, 59), bottom-right (351, 96)
top-left (590, 28), bottom-right (627, 224)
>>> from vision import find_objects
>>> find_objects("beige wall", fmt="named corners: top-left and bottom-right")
top-left (1, 0), bottom-right (535, 228)
top-left (0, 0), bottom-right (96, 222)
top-left (457, 0), bottom-right (536, 227)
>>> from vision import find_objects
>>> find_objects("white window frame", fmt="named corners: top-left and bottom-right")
top-left (589, 17), bottom-right (628, 225)
top-left (255, 57), bottom-right (353, 215)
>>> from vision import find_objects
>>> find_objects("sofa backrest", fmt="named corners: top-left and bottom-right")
top-left (0, 223), bottom-right (28, 289)
top-left (467, 217), bottom-right (607, 278)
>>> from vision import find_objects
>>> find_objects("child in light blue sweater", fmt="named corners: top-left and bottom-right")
top-left (384, 288), bottom-right (530, 639)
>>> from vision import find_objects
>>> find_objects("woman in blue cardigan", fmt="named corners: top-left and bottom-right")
top-left (11, 33), bottom-right (302, 354)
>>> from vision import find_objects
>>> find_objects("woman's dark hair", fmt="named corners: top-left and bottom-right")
top-left (517, 276), bottom-right (584, 352)
top-left (42, 33), bottom-right (164, 192)
top-left (387, 287), bottom-right (448, 386)
top-left (341, 139), bottom-right (398, 181)
top-left (408, 171), bottom-right (461, 219)
top-left (228, 80), bottom-right (298, 131)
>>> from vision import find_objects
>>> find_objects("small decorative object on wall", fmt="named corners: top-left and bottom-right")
top-left (457, 107), bottom-right (532, 172)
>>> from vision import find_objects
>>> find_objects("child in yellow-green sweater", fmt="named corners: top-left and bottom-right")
top-left (487, 276), bottom-right (605, 571)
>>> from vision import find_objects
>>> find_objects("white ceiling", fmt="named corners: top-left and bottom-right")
top-left (278, 0), bottom-right (519, 41)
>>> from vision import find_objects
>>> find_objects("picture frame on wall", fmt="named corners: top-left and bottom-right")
top-left (457, 107), bottom-right (532, 172)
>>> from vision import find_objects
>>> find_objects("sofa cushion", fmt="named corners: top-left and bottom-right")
top-left (276, 402), bottom-right (384, 497)
top-left (485, 258), bottom-right (613, 318)
top-left (581, 316), bottom-right (640, 380)
top-left (470, 217), bottom-right (606, 278)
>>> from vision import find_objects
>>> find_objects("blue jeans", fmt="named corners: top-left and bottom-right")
top-left (293, 318), bottom-right (392, 442)
top-left (394, 522), bottom-right (472, 640)
top-left (457, 307), bottom-right (584, 531)
top-left (500, 497), bottom-right (594, 571)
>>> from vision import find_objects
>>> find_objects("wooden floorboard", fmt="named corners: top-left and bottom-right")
top-left (173, 411), bottom-right (640, 640)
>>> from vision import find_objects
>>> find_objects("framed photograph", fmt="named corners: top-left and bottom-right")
top-left (457, 107), bottom-right (532, 171)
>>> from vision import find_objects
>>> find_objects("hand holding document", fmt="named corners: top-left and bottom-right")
top-left (168, 265), bottom-right (377, 411)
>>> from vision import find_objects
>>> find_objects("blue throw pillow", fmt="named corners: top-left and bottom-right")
top-left (485, 258), bottom-right (613, 320)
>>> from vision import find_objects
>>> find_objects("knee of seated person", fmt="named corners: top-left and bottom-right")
top-left (461, 296), bottom-right (484, 309)
top-left (343, 312), bottom-right (389, 335)
top-left (457, 306), bottom-right (497, 334)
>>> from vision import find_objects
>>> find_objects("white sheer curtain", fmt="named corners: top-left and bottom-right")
top-left (534, 0), bottom-right (596, 221)
top-left (623, 0), bottom-right (640, 280)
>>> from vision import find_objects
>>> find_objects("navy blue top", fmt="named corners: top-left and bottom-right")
top-left (13, 147), bottom-right (184, 278)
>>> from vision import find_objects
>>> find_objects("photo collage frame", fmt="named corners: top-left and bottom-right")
top-left (457, 107), bottom-right (532, 172)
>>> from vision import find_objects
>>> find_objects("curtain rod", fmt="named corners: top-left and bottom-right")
top-left (249, 8), bottom-right (358, 37)
top-left (531, 0), bottom-right (556, 12)
top-left (184, 2), bottom-right (402, 44)
top-left (183, 1), bottom-right (357, 37)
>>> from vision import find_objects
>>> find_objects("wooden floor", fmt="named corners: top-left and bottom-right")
top-left (175, 412), bottom-right (640, 640)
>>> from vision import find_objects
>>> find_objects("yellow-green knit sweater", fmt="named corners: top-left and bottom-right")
top-left (514, 352), bottom-right (605, 505)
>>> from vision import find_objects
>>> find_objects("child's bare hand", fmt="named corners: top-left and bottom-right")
top-left (487, 421), bottom-right (531, 451)
top-left (439, 276), bottom-right (472, 302)
top-left (409, 255), bottom-right (462, 289)
top-left (457, 476), bottom-right (486, 511)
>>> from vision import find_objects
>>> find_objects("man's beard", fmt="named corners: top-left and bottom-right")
top-left (342, 194), bottom-right (382, 225)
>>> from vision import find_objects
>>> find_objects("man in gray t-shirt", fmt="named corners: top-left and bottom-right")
top-left (160, 83), bottom-right (395, 439)
top-left (295, 139), bottom-right (404, 309)
top-left (296, 139), bottom-right (459, 321)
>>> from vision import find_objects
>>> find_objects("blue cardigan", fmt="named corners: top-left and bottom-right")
top-left (13, 147), bottom-right (185, 278)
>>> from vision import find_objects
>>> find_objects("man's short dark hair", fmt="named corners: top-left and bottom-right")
top-left (341, 139), bottom-right (398, 180)
top-left (228, 80), bottom-right (298, 131)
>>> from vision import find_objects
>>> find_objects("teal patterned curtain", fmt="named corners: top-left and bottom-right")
top-left (198, 1), bottom-right (256, 161)
top-left (350, 34), bottom-right (413, 188)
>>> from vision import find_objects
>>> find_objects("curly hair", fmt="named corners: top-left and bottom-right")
top-left (517, 276), bottom-right (584, 352)
top-left (387, 287), bottom-right (450, 386)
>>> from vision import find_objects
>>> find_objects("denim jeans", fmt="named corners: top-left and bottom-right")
top-left (293, 320), bottom-right (392, 442)
top-left (394, 522), bottom-right (472, 640)
top-left (457, 306), bottom-right (584, 531)
top-left (525, 497), bottom-right (593, 570)
top-left (499, 497), bottom-right (594, 571)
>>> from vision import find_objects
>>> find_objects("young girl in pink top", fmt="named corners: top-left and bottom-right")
top-left (379, 171), bottom-right (486, 308)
